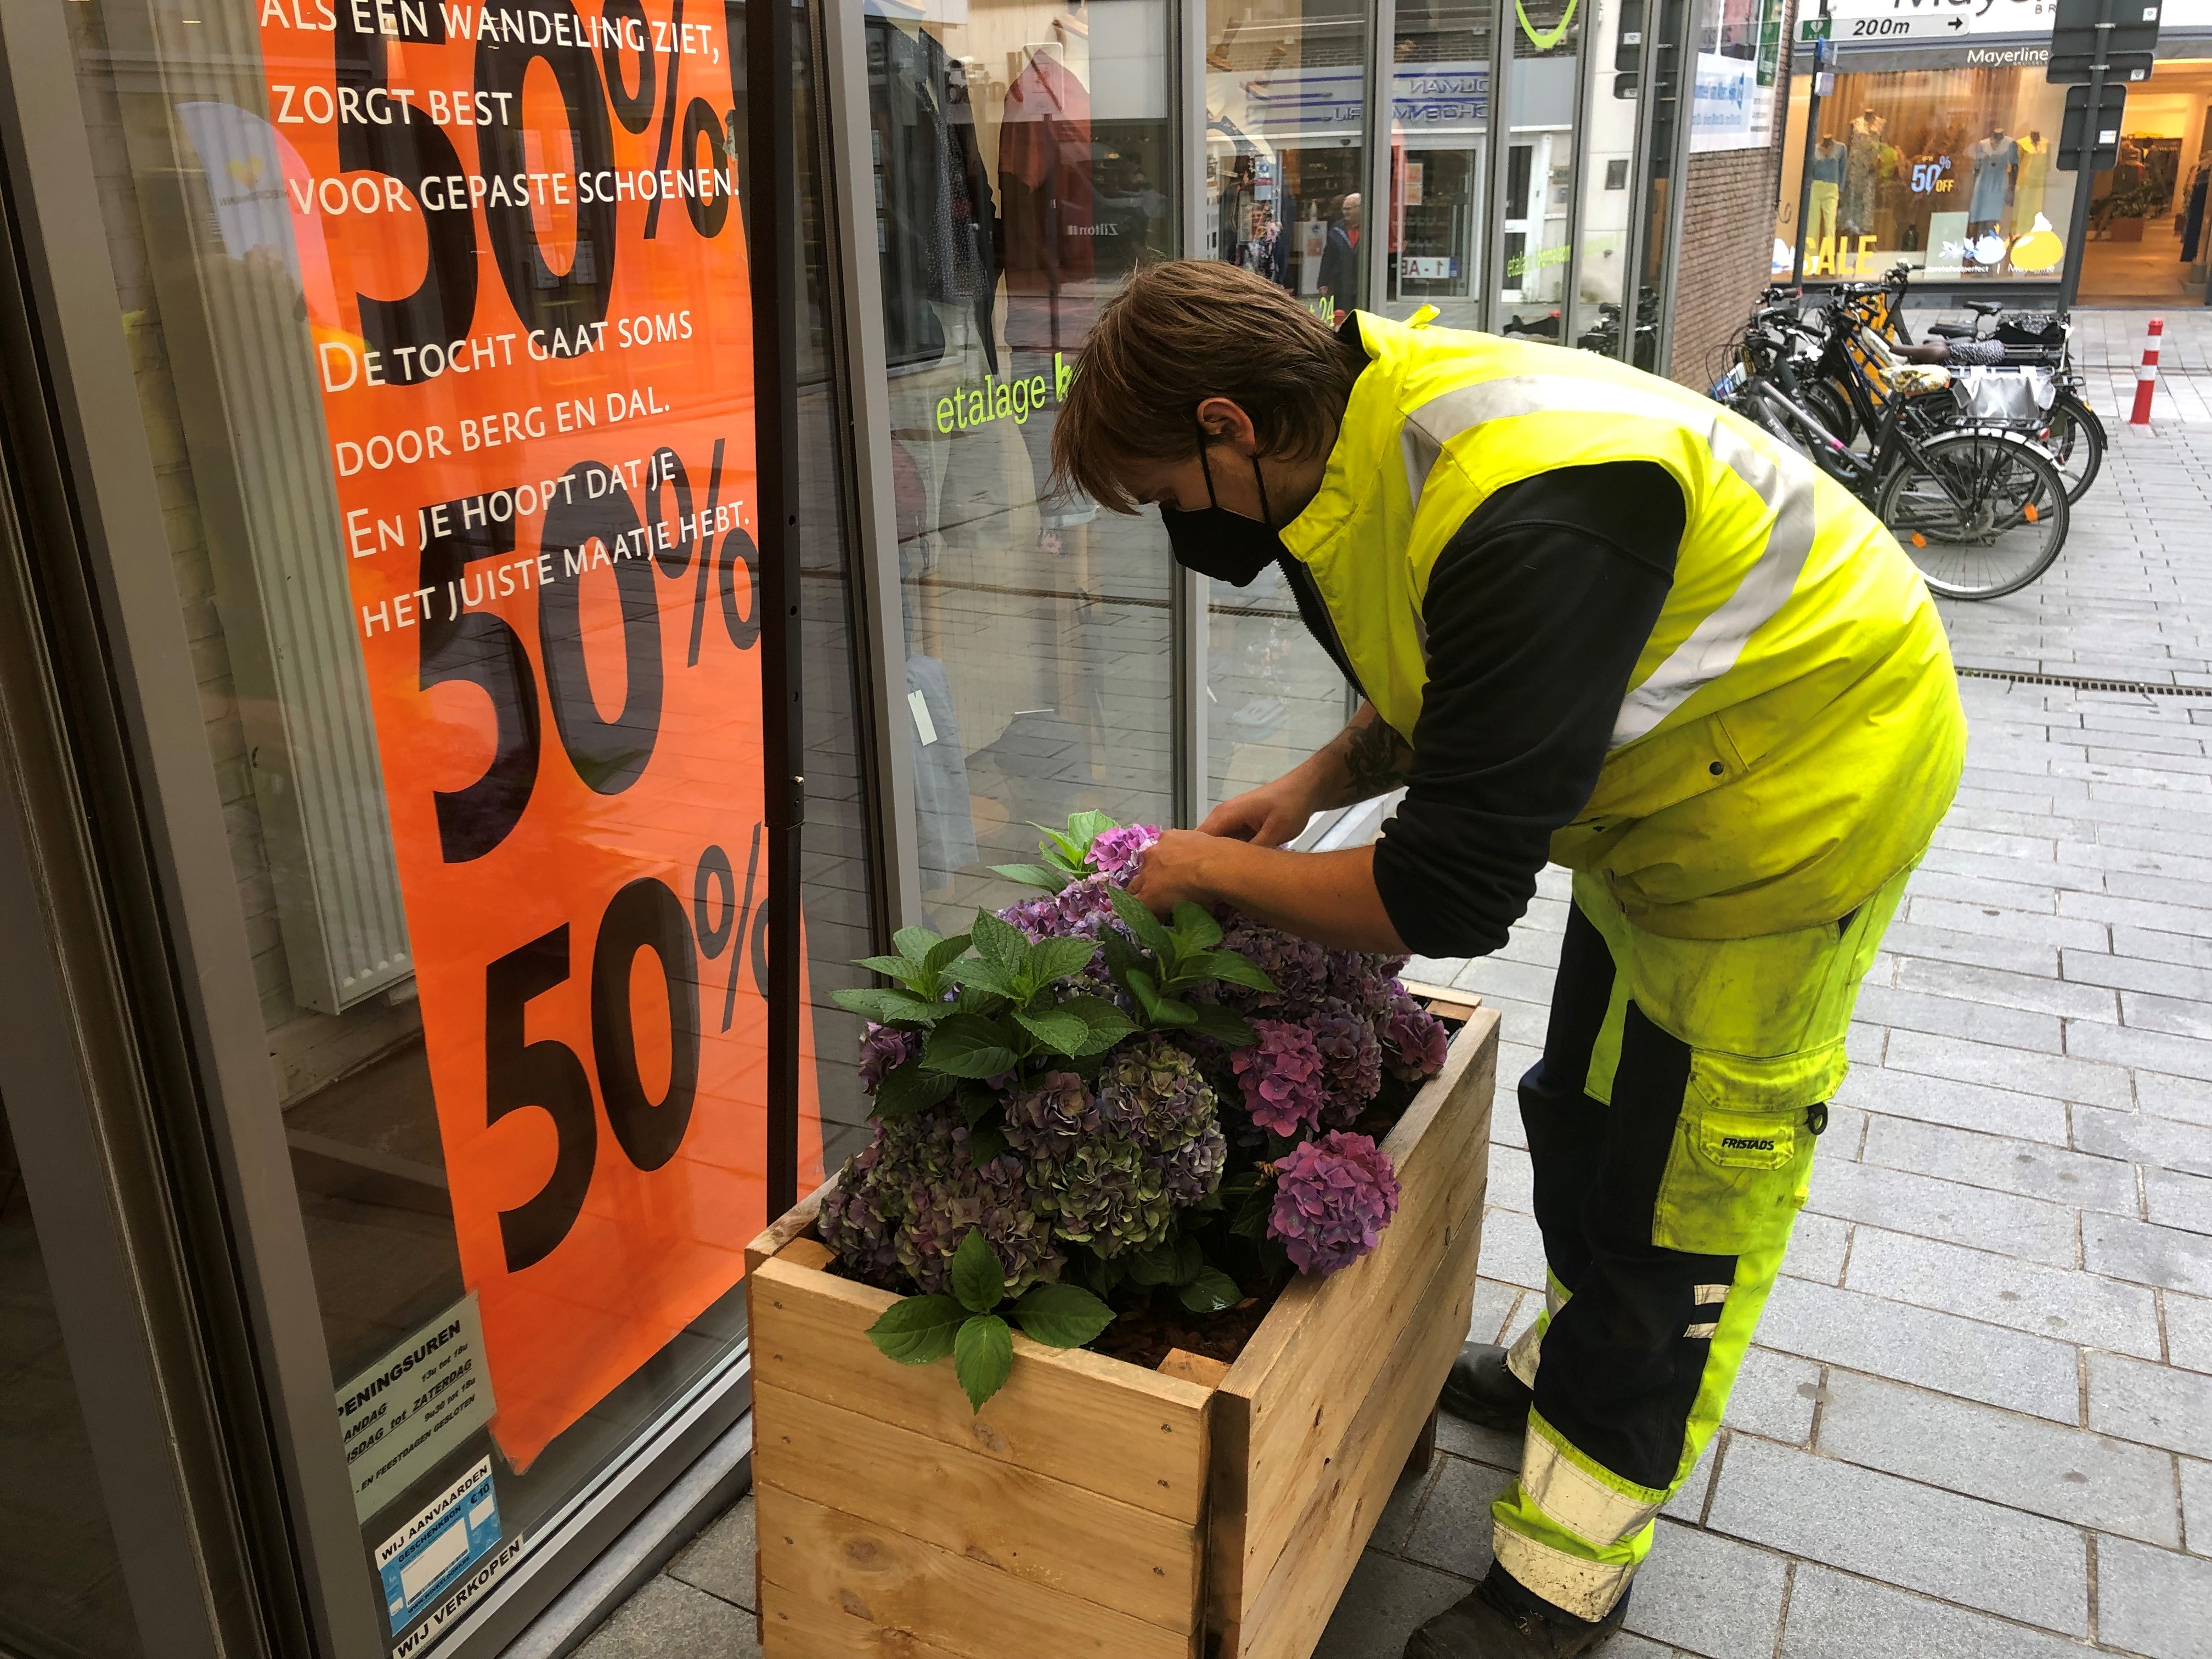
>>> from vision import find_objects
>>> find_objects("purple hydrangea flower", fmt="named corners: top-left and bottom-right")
top-left (1005, 873), bottom-right (1121, 942)
top-left (1232, 1018), bottom-right (1329, 1135)
top-left (819, 1135), bottom-right (904, 1288)
top-left (1029, 1135), bottom-right (1175, 1257)
top-left (1162, 1121), bottom-right (1229, 1205)
top-left (1324, 950), bottom-right (1408, 1017)
top-left (1381, 989), bottom-right (1452, 1084)
top-left (1267, 1131), bottom-right (1402, 1276)
top-left (1002, 1070), bottom-right (1103, 1160)
top-left (885, 1112), bottom-right (1063, 1296)
top-left (1220, 919), bottom-right (1330, 1012)
top-left (857, 1023), bottom-right (922, 1092)
top-left (1088, 823), bottom-right (1161, 879)
top-left (1309, 997), bottom-right (1384, 1125)
top-left (1096, 1036), bottom-right (1216, 1152)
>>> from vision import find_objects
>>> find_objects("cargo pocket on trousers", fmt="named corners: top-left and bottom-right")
top-left (1651, 1082), bottom-right (1818, 1257)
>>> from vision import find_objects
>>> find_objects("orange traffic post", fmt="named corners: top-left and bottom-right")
top-left (2131, 317), bottom-right (2165, 428)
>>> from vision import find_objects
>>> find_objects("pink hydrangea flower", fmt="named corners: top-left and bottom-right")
top-left (1380, 989), bottom-right (1451, 1084)
top-left (1231, 1018), bottom-right (1329, 1135)
top-left (1267, 1131), bottom-right (1402, 1275)
top-left (1089, 823), bottom-right (1161, 878)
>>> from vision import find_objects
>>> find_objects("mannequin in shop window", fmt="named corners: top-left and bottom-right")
top-left (2015, 129), bottom-right (2051, 226)
top-left (2182, 153), bottom-right (2210, 265)
top-left (1807, 133), bottom-right (1846, 254)
top-left (1841, 111), bottom-right (1883, 240)
top-left (1967, 124), bottom-right (2019, 244)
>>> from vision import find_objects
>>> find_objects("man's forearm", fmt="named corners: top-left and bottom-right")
top-left (1302, 702), bottom-right (1415, 811)
top-left (1185, 840), bottom-right (1407, 953)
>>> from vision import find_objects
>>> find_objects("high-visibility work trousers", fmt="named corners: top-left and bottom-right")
top-left (1488, 862), bottom-right (1915, 1619)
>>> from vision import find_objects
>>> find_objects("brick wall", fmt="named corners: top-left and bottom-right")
top-left (1666, 10), bottom-right (1798, 387)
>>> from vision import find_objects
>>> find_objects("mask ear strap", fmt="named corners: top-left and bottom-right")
top-left (1251, 453), bottom-right (1273, 529)
top-left (1194, 417), bottom-right (1221, 510)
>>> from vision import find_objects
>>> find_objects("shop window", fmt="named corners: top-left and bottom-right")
top-left (58, 0), bottom-right (866, 1647)
top-left (1776, 66), bottom-right (2079, 282)
top-left (1386, 0), bottom-right (1494, 328)
top-left (870, 0), bottom-right (1180, 927)
top-left (1570, 0), bottom-right (1643, 348)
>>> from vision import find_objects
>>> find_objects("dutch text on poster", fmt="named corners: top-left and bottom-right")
top-left (337, 1295), bottom-right (495, 1521)
top-left (377, 1457), bottom-right (504, 1635)
top-left (226, 0), bottom-right (827, 1472)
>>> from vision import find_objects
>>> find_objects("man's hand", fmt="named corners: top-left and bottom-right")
top-left (1125, 828), bottom-right (1221, 915)
top-left (1199, 775), bottom-right (1320, 847)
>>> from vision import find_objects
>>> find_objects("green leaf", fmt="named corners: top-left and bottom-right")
top-left (1077, 1249), bottom-right (1125, 1300)
top-left (893, 925), bottom-right (946, 964)
top-left (953, 1313), bottom-right (1014, 1413)
top-left (1015, 1005), bottom-right (1091, 1056)
top-left (856, 953), bottom-right (924, 983)
top-left (873, 1061), bottom-right (956, 1118)
top-left (1146, 989), bottom-right (1199, 1028)
top-left (944, 957), bottom-right (1020, 1001)
top-left (1126, 1240), bottom-right (1181, 1286)
top-left (958, 1087), bottom-right (997, 1130)
top-left (955, 984), bottom-right (1007, 1016)
top-left (1107, 885), bottom-right (1173, 955)
top-left (832, 986), bottom-right (945, 1026)
top-left (923, 933), bottom-right (973, 974)
top-left (1054, 994), bottom-right (1138, 1054)
top-left (1231, 1179), bottom-right (1274, 1239)
top-left (1170, 902), bottom-right (1224, 952)
top-left (950, 1228), bottom-right (1006, 1314)
top-left (1182, 950), bottom-right (1278, 995)
top-left (1012, 1281), bottom-right (1118, 1348)
top-left (969, 909), bottom-right (1030, 988)
top-left (1065, 808), bottom-right (1118, 855)
top-left (1177, 1268), bottom-right (1241, 1314)
top-left (922, 1013), bottom-right (1020, 1079)
top-left (1125, 968), bottom-right (1163, 1022)
top-left (1187, 1003), bottom-right (1260, 1047)
top-left (866, 1294), bottom-right (967, 1364)
top-left (1029, 936), bottom-right (1101, 986)
top-left (991, 862), bottom-right (1073, 894)
top-left (969, 1122), bottom-right (1009, 1165)
top-left (1172, 1231), bottom-right (1206, 1285)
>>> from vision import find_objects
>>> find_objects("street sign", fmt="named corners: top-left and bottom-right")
top-left (1819, 9), bottom-right (1971, 37)
top-left (2057, 79), bottom-right (2128, 171)
top-left (1796, 15), bottom-right (1831, 38)
top-left (2050, 0), bottom-right (2162, 79)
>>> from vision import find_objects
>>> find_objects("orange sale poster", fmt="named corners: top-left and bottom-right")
top-left (251, 0), bottom-right (820, 1468)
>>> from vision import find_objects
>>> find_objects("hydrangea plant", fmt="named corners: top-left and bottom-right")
top-left (821, 811), bottom-right (1453, 1412)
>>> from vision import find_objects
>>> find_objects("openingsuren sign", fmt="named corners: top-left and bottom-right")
top-left (247, 0), bottom-right (821, 1470)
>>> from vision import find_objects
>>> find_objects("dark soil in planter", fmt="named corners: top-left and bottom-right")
top-left (1088, 1282), bottom-right (1282, 1370)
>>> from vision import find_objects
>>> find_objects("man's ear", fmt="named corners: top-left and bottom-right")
top-left (1195, 396), bottom-right (1259, 455)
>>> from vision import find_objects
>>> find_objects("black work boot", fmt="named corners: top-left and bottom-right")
top-left (1403, 1565), bottom-right (1630, 1659)
top-left (1438, 1342), bottom-right (1534, 1434)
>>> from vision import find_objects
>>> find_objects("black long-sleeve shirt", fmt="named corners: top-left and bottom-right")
top-left (1300, 460), bottom-right (1686, 960)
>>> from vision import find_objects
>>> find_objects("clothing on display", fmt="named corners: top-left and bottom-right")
top-left (999, 44), bottom-right (1097, 296)
top-left (867, 19), bottom-right (1001, 373)
top-left (1967, 131), bottom-right (2018, 230)
top-left (1841, 115), bottom-right (1882, 235)
top-left (2182, 159), bottom-right (2209, 263)
top-left (1806, 138), bottom-right (1844, 250)
top-left (1237, 217), bottom-right (1290, 286)
top-left (2016, 132), bottom-right (2051, 224)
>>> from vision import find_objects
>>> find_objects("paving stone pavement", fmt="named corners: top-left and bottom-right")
top-left (568, 314), bottom-right (2212, 1659)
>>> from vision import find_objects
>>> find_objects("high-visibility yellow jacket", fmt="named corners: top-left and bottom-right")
top-left (1280, 311), bottom-right (1967, 941)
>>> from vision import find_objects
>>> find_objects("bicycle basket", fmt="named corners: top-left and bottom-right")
top-left (1994, 313), bottom-right (2066, 349)
top-left (1953, 366), bottom-right (2056, 425)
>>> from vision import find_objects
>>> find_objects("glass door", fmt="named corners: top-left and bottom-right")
top-left (1387, 0), bottom-right (1494, 327)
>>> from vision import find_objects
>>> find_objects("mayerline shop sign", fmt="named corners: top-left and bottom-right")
top-left (1823, 0), bottom-right (2212, 45)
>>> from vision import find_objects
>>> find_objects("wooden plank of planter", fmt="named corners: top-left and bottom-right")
top-left (748, 1178), bottom-right (833, 1278)
top-left (1229, 1194), bottom-right (1486, 1659)
top-left (751, 1379), bottom-right (1204, 1630)
top-left (1206, 1007), bottom-right (1497, 1649)
top-left (759, 1575), bottom-right (968, 1658)
top-left (756, 1486), bottom-right (1196, 1659)
top-left (748, 1255), bottom-right (1215, 1523)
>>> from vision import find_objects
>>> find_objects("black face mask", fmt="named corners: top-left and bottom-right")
top-left (1160, 437), bottom-right (1285, 588)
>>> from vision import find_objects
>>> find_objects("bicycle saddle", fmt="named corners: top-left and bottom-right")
top-left (1966, 299), bottom-right (2005, 315)
top-left (1927, 321), bottom-right (1976, 340)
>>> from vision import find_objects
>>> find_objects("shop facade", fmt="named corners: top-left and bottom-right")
top-left (1773, 0), bottom-right (2212, 302)
top-left (0, 1), bottom-right (1765, 1657)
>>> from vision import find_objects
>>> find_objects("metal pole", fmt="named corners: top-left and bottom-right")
top-left (2057, 0), bottom-right (2113, 315)
top-left (1790, 21), bottom-right (1825, 285)
top-left (749, 0), bottom-right (804, 1218)
top-left (1173, 0), bottom-right (1209, 827)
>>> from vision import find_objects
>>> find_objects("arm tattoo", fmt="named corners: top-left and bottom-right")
top-left (1332, 713), bottom-right (1414, 805)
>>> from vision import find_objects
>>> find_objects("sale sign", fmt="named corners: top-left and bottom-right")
top-left (245, 0), bottom-right (820, 1468)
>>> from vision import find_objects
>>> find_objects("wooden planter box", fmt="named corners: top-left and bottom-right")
top-left (2110, 215), bottom-right (2147, 243)
top-left (744, 1004), bottom-right (1499, 1659)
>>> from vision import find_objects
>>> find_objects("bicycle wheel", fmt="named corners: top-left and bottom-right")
top-left (1877, 430), bottom-right (2068, 601)
top-left (2041, 391), bottom-right (2105, 504)
top-left (1805, 378), bottom-right (1857, 447)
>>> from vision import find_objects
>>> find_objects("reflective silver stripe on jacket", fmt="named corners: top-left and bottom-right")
top-left (1400, 376), bottom-right (1821, 749)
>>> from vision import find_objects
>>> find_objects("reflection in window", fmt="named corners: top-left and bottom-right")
top-left (1388, 0), bottom-right (1495, 328)
top-left (1776, 67), bottom-right (2078, 283)
top-left (1207, 0), bottom-right (1369, 321)
top-left (868, 0), bottom-right (1180, 930)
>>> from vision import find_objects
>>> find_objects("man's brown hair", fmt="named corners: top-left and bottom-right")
top-left (1049, 261), bottom-right (1364, 514)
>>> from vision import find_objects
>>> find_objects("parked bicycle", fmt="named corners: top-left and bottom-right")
top-left (1712, 294), bottom-right (2071, 601)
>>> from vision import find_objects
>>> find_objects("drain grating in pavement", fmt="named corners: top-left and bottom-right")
top-left (1955, 664), bottom-right (2212, 697)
